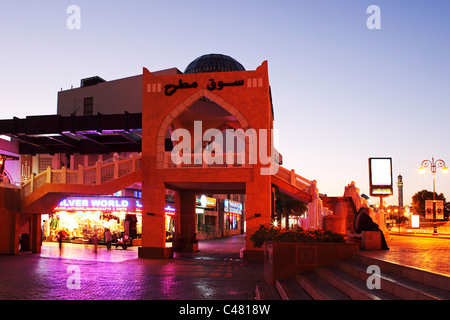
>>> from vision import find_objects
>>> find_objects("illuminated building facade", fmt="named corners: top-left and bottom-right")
top-left (0, 54), bottom-right (313, 260)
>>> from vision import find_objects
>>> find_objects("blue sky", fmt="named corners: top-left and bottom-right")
top-left (1, 1), bottom-right (450, 206)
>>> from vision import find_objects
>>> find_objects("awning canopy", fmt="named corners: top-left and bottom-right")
top-left (0, 113), bottom-right (142, 155)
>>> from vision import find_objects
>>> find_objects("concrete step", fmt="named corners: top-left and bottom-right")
top-left (353, 254), bottom-right (450, 293)
top-left (254, 253), bottom-right (450, 300)
top-left (296, 272), bottom-right (351, 300)
top-left (315, 266), bottom-right (401, 300)
top-left (275, 278), bottom-right (312, 300)
top-left (340, 256), bottom-right (450, 300)
top-left (255, 282), bottom-right (281, 300)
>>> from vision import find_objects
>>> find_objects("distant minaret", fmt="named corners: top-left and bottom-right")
top-left (397, 174), bottom-right (403, 207)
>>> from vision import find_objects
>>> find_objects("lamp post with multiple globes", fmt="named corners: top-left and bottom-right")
top-left (419, 157), bottom-right (448, 234)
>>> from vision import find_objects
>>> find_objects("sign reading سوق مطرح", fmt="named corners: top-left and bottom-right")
top-left (164, 78), bottom-right (244, 96)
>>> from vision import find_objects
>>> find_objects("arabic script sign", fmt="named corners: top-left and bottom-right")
top-left (164, 78), bottom-right (244, 96)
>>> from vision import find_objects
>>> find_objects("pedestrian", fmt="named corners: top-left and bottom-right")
top-left (105, 228), bottom-right (112, 250)
top-left (92, 232), bottom-right (98, 253)
top-left (57, 230), bottom-right (65, 256)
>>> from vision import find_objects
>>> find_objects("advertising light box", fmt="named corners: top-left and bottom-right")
top-left (369, 157), bottom-right (393, 196)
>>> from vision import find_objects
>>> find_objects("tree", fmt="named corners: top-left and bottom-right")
top-left (411, 189), bottom-right (449, 220)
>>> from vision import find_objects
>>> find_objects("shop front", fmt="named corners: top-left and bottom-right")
top-left (164, 204), bottom-right (176, 243)
top-left (42, 196), bottom-right (142, 245)
top-left (224, 199), bottom-right (243, 236)
top-left (196, 195), bottom-right (218, 239)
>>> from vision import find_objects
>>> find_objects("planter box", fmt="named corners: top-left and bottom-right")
top-left (264, 242), bottom-right (359, 284)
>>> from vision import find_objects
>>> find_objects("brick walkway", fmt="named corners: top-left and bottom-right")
top-left (0, 234), bottom-right (448, 301)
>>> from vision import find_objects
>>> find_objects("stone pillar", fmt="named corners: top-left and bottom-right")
top-left (30, 214), bottom-right (41, 253)
top-left (0, 185), bottom-right (20, 255)
top-left (177, 190), bottom-right (197, 252)
top-left (138, 180), bottom-right (171, 259)
top-left (307, 180), bottom-right (323, 230)
top-left (243, 176), bottom-right (271, 262)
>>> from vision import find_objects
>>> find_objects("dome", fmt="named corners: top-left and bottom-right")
top-left (184, 54), bottom-right (245, 74)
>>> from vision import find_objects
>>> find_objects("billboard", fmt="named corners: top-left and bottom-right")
top-left (369, 157), bottom-right (393, 196)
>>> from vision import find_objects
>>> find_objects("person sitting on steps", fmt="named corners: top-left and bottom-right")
top-left (354, 207), bottom-right (390, 250)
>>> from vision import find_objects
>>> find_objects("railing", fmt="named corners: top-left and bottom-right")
top-left (273, 166), bottom-right (312, 195)
top-left (163, 152), bottom-right (251, 169)
top-left (21, 154), bottom-right (142, 199)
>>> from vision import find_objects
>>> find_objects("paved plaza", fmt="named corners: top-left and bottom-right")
top-left (361, 233), bottom-right (450, 276)
top-left (0, 234), bottom-right (448, 301)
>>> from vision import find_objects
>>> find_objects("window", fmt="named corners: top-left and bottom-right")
top-left (83, 97), bottom-right (94, 116)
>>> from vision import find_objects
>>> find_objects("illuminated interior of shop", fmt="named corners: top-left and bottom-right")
top-left (42, 197), bottom-right (142, 243)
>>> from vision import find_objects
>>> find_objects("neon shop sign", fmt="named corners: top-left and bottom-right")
top-left (55, 197), bottom-right (139, 212)
top-left (224, 200), bottom-right (243, 214)
top-left (164, 205), bottom-right (176, 216)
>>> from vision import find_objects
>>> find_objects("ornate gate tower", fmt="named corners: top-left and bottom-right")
top-left (138, 54), bottom-right (277, 260)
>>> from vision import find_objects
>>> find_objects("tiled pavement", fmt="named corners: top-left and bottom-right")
top-left (0, 235), bottom-right (263, 300)
top-left (0, 233), bottom-right (448, 300)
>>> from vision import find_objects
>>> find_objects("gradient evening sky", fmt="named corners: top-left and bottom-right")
top-left (1, 1), bottom-right (449, 206)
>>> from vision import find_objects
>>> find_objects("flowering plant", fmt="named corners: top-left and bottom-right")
top-left (250, 224), bottom-right (345, 248)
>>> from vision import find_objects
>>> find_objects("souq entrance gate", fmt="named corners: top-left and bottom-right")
top-left (139, 55), bottom-right (313, 261)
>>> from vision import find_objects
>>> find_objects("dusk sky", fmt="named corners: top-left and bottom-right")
top-left (1, 1), bottom-right (450, 206)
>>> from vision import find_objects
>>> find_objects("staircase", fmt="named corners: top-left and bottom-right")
top-left (255, 254), bottom-right (450, 300)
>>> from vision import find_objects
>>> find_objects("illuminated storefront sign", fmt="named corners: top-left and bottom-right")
top-left (164, 205), bottom-right (176, 216)
top-left (135, 199), bottom-right (142, 212)
top-left (196, 195), bottom-right (217, 209)
top-left (55, 197), bottom-right (140, 212)
top-left (224, 199), bottom-right (242, 214)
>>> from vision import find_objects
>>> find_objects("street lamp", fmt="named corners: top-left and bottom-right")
top-left (419, 157), bottom-right (448, 234)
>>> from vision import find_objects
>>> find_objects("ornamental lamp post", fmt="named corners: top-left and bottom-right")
top-left (419, 157), bottom-right (448, 234)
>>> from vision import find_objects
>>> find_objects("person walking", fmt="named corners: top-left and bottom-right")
top-left (105, 229), bottom-right (112, 250)
top-left (92, 232), bottom-right (98, 253)
top-left (57, 230), bottom-right (65, 256)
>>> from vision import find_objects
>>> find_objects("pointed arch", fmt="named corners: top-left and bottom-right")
top-left (155, 89), bottom-right (252, 166)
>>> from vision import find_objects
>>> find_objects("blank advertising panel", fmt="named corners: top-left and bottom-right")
top-left (369, 157), bottom-right (393, 196)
